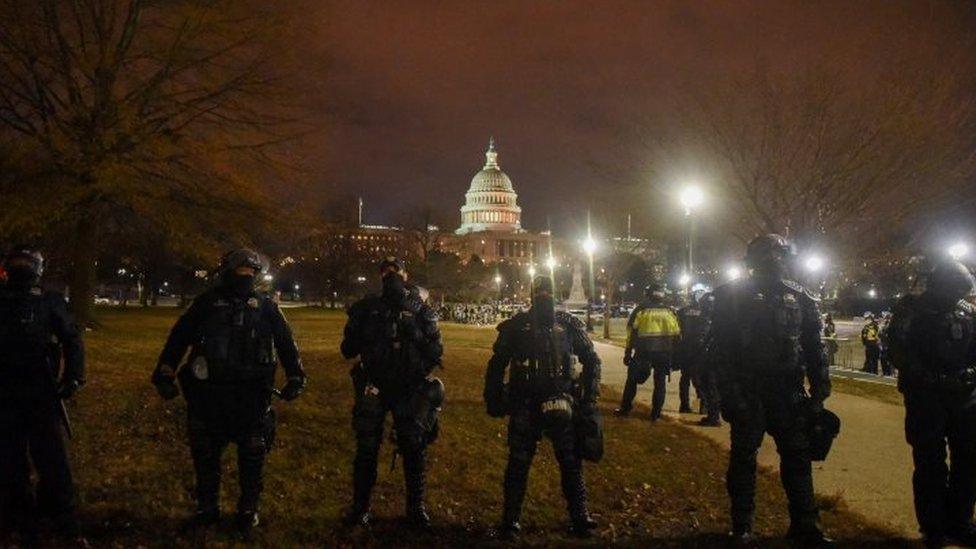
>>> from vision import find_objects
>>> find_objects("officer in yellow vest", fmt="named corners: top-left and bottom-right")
top-left (861, 315), bottom-right (881, 375)
top-left (615, 283), bottom-right (681, 420)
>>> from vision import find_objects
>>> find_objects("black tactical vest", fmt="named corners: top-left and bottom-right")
top-left (357, 297), bottom-right (427, 391)
top-left (507, 316), bottom-right (575, 399)
top-left (919, 301), bottom-right (975, 374)
top-left (0, 288), bottom-right (58, 379)
top-left (737, 284), bottom-right (805, 374)
top-left (191, 294), bottom-right (276, 383)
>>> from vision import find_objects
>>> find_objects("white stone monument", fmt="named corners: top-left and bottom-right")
top-left (565, 262), bottom-right (588, 309)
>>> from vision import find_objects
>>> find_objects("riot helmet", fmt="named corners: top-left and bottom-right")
top-left (530, 276), bottom-right (556, 326)
top-left (2, 245), bottom-right (44, 289)
top-left (926, 260), bottom-right (976, 306)
top-left (217, 248), bottom-right (265, 296)
top-left (745, 233), bottom-right (793, 280)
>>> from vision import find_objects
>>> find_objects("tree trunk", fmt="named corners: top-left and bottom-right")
top-left (68, 219), bottom-right (97, 326)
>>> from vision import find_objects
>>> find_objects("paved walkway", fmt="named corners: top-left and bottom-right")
top-left (593, 340), bottom-right (918, 538)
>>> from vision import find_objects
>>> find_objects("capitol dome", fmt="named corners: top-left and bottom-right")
top-left (456, 138), bottom-right (522, 235)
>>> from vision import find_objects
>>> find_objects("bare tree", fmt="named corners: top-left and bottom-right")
top-left (400, 205), bottom-right (448, 285)
top-left (0, 0), bottom-right (292, 323)
top-left (681, 62), bottom-right (976, 249)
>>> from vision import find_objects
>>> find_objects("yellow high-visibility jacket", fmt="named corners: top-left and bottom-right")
top-left (626, 301), bottom-right (681, 354)
top-left (861, 323), bottom-right (880, 345)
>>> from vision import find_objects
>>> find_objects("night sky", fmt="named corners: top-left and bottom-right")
top-left (280, 0), bottom-right (976, 242)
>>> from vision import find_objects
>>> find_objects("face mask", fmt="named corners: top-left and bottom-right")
top-left (531, 294), bottom-right (556, 327)
top-left (382, 273), bottom-right (406, 304)
top-left (226, 273), bottom-right (255, 296)
top-left (5, 266), bottom-right (37, 289)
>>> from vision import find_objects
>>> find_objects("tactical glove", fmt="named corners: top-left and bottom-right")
top-left (57, 379), bottom-right (81, 400)
top-left (578, 400), bottom-right (598, 417)
top-left (155, 379), bottom-right (180, 401)
top-left (279, 376), bottom-right (307, 401)
top-left (486, 390), bottom-right (508, 418)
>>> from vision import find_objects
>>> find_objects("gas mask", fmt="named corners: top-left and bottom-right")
top-left (226, 273), bottom-right (256, 297)
top-left (4, 265), bottom-right (38, 290)
top-left (382, 272), bottom-right (407, 306)
top-left (531, 293), bottom-right (556, 327)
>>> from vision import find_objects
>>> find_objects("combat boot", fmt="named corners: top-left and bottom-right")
top-left (679, 401), bottom-right (693, 414)
top-left (613, 407), bottom-right (630, 417)
top-left (947, 523), bottom-right (976, 546)
top-left (183, 508), bottom-right (220, 532)
top-left (786, 523), bottom-right (833, 547)
top-left (235, 511), bottom-right (259, 534)
top-left (699, 415), bottom-right (721, 427)
top-left (342, 508), bottom-right (371, 528)
top-left (403, 449), bottom-right (432, 531)
top-left (730, 528), bottom-right (757, 547)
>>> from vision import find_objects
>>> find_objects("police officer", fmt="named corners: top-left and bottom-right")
top-left (485, 277), bottom-right (601, 538)
top-left (0, 246), bottom-right (85, 544)
top-left (340, 257), bottom-right (443, 530)
top-left (616, 283), bottom-right (681, 420)
top-left (677, 292), bottom-right (721, 426)
top-left (861, 315), bottom-right (881, 374)
top-left (709, 234), bottom-right (831, 545)
top-left (152, 249), bottom-right (307, 534)
top-left (823, 314), bottom-right (839, 367)
top-left (887, 260), bottom-right (976, 546)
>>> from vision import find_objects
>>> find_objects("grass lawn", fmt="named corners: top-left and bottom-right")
top-left (60, 307), bottom-right (903, 547)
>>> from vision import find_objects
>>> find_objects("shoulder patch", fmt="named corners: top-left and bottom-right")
top-left (958, 299), bottom-right (976, 315)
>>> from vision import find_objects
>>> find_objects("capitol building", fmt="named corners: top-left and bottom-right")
top-left (455, 138), bottom-right (522, 234)
top-left (445, 138), bottom-right (551, 264)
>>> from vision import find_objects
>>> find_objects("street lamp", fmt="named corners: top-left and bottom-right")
top-left (528, 265), bottom-right (537, 279)
top-left (494, 274), bottom-right (503, 315)
top-left (868, 288), bottom-right (878, 299)
top-left (678, 272), bottom-right (692, 287)
top-left (949, 242), bottom-right (969, 260)
top-left (678, 185), bottom-right (705, 291)
top-left (804, 255), bottom-right (825, 273)
top-left (582, 224), bottom-right (598, 332)
top-left (727, 266), bottom-right (742, 281)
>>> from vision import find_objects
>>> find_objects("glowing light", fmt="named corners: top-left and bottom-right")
top-left (868, 288), bottom-right (877, 298)
top-left (546, 256), bottom-right (557, 269)
top-left (494, 274), bottom-right (502, 284)
top-left (679, 185), bottom-right (705, 214)
top-left (528, 266), bottom-right (537, 277)
top-left (727, 266), bottom-right (742, 281)
top-left (356, 275), bottom-right (366, 283)
top-left (949, 242), bottom-right (969, 260)
top-left (263, 274), bottom-right (274, 282)
top-left (294, 284), bottom-right (300, 291)
top-left (582, 238), bottom-right (597, 255)
top-left (678, 273), bottom-right (692, 287)
top-left (805, 255), bottom-right (825, 273)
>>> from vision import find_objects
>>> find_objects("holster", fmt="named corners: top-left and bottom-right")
top-left (574, 407), bottom-right (604, 462)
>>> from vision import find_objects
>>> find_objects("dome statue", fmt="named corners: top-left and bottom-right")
top-left (456, 137), bottom-right (522, 235)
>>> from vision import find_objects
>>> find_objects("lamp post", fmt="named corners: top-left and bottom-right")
top-left (804, 254), bottom-right (826, 299)
top-left (583, 215), bottom-right (598, 332)
top-left (494, 274), bottom-right (503, 318)
top-left (679, 185), bottom-right (704, 292)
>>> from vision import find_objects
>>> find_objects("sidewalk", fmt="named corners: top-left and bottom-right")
top-left (593, 340), bottom-right (917, 538)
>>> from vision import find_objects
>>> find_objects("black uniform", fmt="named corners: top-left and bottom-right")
top-left (677, 299), bottom-right (720, 423)
top-left (710, 276), bottom-right (830, 538)
top-left (485, 308), bottom-right (601, 536)
top-left (339, 278), bottom-right (443, 526)
top-left (0, 285), bottom-right (84, 538)
top-left (861, 320), bottom-right (881, 374)
top-left (888, 290), bottom-right (976, 541)
top-left (153, 285), bottom-right (305, 521)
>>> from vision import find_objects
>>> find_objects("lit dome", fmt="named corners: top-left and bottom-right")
top-left (456, 138), bottom-right (522, 235)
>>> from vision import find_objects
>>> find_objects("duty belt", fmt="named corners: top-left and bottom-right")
top-left (908, 367), bottom-right (976, 391)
